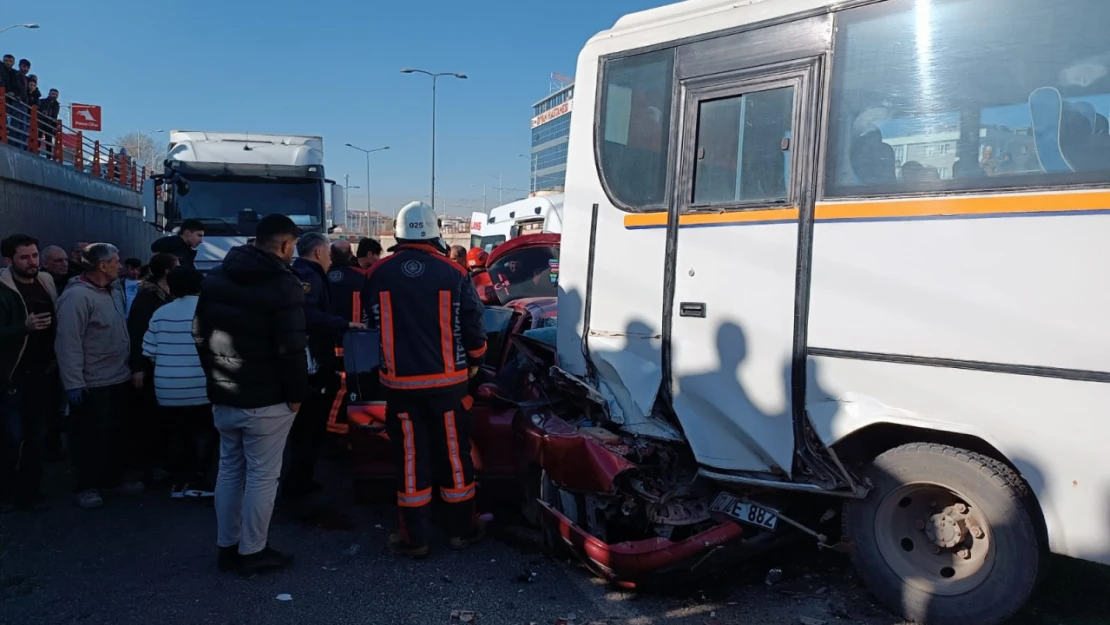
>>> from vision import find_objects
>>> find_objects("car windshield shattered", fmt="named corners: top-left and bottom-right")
top-left (486, 244), bottom-right (560, 305)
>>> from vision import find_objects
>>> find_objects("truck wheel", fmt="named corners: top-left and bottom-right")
top-left (843, 443), bottom-right (1042, 625)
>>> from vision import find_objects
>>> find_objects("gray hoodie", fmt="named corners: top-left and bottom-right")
top-left (55, 276), bottom-right (131, 391)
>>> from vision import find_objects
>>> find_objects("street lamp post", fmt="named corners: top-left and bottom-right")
top-left (0, 23), bottom-right (39, 37)
top-left (518, 154), bottom-right (536, 194)
top-left (345, 143), bottom-right (389, 234)
top-left (401, 68), bottom-right (467, 212)
top-left (342, 174), bottom-right (360, 232)
top-left (486, 173), bottom-right (504, 205)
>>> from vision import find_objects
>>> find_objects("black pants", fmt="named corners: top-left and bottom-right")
top-left (70, 383), bottom-right (129, 492)
top-left (285, 371), bottom-right (337, 491)
top-left (162, 404), bottom-right (216, 488)
top-left (385, 390), bottom-right (477, 548)
top-left (0, 372), bottom-right (52, 503)
top-left (125, 382), bottom-right (160, 483)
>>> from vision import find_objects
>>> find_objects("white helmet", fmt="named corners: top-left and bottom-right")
top-left (394, 201), bottom-right (442, 242)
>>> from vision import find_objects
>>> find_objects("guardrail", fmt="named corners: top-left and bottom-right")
top-left (1, 88), bottom-right (146, 192)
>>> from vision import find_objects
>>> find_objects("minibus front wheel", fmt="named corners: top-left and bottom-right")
top-left (843, 442), bottom-right (1042, 625)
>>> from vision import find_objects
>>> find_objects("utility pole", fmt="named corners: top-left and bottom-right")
top-left (401, 69), bottom-right (468, 211)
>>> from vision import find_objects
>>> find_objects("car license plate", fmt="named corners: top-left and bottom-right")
top-left (710, 493), bottom-right (779, 531)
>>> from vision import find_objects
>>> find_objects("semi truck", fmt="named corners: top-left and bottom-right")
top-left (143, 130), bottom-right (344, 272)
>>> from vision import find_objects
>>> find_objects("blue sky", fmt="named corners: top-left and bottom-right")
top-left (5, 0), bottom-right (667, 215)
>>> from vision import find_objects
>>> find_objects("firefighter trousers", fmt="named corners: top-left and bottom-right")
top-left (385, 391), bottom-right (476, 548)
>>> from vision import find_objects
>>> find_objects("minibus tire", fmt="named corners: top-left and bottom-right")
top-left (843, 442), bottom-right (1042, 625)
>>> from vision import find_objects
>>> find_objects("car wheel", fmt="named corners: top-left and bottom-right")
top-left (843, 443), bottom-right (1043, 625)
top-left (540, 470), bottom-right (581, 559)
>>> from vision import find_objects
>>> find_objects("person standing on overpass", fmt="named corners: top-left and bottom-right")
top-left (193, 214), bottom-right (307, 576)
top-left (365, 201), bottom-right (488, 559)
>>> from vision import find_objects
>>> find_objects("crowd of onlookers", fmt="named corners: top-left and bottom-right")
top-left (1, 53), bottom-right (61, 151)
top-left (1, 218), bottom-right (389, 575)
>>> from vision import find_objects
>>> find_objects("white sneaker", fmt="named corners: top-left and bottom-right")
top-left (76, 489), bottom-right (103, 509)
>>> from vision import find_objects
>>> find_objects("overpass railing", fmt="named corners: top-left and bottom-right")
top-left (1, 88), bottom-right (146, 193)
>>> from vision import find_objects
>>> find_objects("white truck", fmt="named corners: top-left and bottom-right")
top-left (144, 130), bottom-right (344, 272)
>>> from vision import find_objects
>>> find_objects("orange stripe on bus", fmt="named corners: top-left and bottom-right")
top-left (621, 190), bottom-right (1110, 229)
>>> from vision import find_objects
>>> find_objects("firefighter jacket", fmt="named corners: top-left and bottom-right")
top-left (364, 243), bottom-right (487, 396)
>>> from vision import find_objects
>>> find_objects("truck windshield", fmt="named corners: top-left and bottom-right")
top-left (176, 177), bottom-right (324, 228)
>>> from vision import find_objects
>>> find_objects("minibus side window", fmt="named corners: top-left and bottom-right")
top-left (597, 49), bottom-right (676, 211)
top-left (826, 0), bottom-right (1110, 197)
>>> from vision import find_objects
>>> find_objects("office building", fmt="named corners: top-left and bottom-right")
top-left (530, 84), bottom-right (574, 192)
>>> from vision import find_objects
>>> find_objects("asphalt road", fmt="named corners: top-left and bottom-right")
top-left (2, 461), bottom-right (1108, 625)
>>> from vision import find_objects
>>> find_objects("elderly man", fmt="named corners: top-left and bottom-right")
top-left (55, 243), bottom-right (142, 510)
top-left (287, 233), bottom-right (365, 497)
top-left (40, 246), bottom-right (69, 294)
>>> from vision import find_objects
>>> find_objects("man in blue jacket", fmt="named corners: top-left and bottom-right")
top-left (365, 202), bottom-right (488, 558)
top-left (289, 233), bottom-right (364, 496)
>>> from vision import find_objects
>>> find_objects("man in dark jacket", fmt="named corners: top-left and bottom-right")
top-left (64, 241), bottom-right (90, 287)
top-left (38, 88), bottom-right (60, 156)
top-left (193, 214), bottom-right (306, 576)
top-left (287, 233), bottom-right (364, 496)
top-left (24, 74), bottom-right (40, 108)
top-left (15, 60), bottom-right (31, 105)
top-left (327, 240), bottom-right (366, 325)
top-left (365, 201), bottom-right (488, 558)
top-left (0, 55), bottom-right (23, 102)
top-left (1, 55), bottom-right (27, 148)
top-left (152, 219), bottom-right (205, 271)
top-left (0, 235), bottom-right (56, 512)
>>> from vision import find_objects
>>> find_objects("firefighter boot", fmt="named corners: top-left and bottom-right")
top-left (387, 532), bottom-right (431, 559)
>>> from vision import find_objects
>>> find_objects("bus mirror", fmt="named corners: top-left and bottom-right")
top-left (332, 184), bottom-right (347, 229)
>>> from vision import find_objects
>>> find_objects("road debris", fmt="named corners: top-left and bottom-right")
top-left (765, 568), bottom-right (784, 585)
top-left (799, 617), bottom-right (827, 625)
top-left (275, 593), bottom-right (293, 601)
top-left (514, 568), bottom-right (539, 583)
top-left (449, 609), bottom-right (477, 623)
top-left (343, 543), bottom-right (361, 556)
top-left (554, 614), bottom-right (577, 625)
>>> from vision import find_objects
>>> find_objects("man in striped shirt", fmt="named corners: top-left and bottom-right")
top-left (142, 267), bottom-right (213, 496)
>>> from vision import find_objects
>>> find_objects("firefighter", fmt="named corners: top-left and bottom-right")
top-left (466, 247), bottom-right (498, 305)
top-left (364, 201), bottom-right (488, 558)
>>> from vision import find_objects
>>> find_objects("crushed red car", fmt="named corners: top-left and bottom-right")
top-left (346, 234), bottom-right (561, 506)
top-left (344, 233), bottom-right (782, 586)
